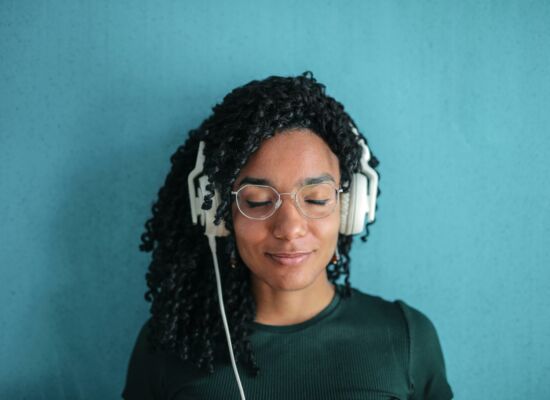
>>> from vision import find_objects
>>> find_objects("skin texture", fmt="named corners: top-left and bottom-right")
top-left (232, 129), bottom-right (340, 325)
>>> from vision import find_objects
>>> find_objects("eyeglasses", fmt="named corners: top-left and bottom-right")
top-left (231, 183), bottom-right (343, 220)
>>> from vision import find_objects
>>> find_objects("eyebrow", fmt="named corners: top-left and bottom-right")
top-left (237, 174), bottom-right (336, 187)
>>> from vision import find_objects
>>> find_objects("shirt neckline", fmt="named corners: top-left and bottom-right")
top-left (250, 285), bottom-right (342, 333)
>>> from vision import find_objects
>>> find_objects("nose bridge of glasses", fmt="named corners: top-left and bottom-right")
top-left (274, 191), bottom-right (299, 211)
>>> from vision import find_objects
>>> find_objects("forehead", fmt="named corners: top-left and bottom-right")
top-left (236, 129), bottom-right (340, 187)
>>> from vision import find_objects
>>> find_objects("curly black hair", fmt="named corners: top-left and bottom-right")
top-left (140, 72), bottom-right (380, 377)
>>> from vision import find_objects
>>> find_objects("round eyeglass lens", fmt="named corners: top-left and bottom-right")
top-left (236, 185), bottom-right (279, 219)
top-left (297, 183), bottom-right (338, 219)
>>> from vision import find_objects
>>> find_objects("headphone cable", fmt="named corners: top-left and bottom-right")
top-left (207, 235), bottom-right (247, 400)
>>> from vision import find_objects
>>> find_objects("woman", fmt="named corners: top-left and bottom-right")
top-left (123, 73), bottom-right (453, 399)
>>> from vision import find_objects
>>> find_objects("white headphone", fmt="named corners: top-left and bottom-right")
top-left (187, 126), bottom-right (378, 237)
top-left (186, 126), bottom-right (378, 400)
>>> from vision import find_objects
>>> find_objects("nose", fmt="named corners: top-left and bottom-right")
top-left (271, 195), bottom-right (307, 240)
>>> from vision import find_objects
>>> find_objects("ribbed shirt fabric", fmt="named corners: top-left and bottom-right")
top-left (123, 286), bottom-right (453, 399)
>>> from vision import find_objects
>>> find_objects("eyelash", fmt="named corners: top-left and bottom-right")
top-left (246, 200), bottom-right (272, 208)
top-left (246, 199), bottom-right (329, 208)
top-left (305, 199), bottom-right (328, 206)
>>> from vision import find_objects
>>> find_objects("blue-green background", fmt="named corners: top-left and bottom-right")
top-left (1, 1), bottom-right (549, 398)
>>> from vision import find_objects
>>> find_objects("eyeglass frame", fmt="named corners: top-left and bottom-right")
top-left (231, 183), bottom-right (344, 220)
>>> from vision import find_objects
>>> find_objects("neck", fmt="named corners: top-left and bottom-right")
top-left (252, 275), bottom-right (336, 326)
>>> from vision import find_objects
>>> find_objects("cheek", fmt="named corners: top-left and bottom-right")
top-left (311, 213), bottom-right (340, 260)
top-left (232, 207), bottom-right (266, 254)
top-left (314, 208), bottom-right (340, 240)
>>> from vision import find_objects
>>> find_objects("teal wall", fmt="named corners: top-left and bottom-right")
top-left (1, 1), bottom-right (549, 398)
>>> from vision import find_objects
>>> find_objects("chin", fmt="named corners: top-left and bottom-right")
top-left (255, 263), bottom-right (328, 292)
top-left (265, 278), bottom-right (315, 292)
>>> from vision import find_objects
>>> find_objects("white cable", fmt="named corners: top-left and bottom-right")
top-left (206, 235), bottom-right (247, 400)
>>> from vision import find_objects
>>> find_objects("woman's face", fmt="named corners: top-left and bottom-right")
top-left (232, 129), bottom-right (341, 293)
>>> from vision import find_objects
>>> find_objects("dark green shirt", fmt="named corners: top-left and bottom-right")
top-left (123, 287), bottom-right (452, 399)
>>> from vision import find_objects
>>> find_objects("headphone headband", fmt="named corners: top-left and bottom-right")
top-left (188, 126), bottom-right (378, 236)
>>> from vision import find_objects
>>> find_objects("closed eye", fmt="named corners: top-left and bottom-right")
top-left (246, 200), bottom-right (273, 208)
top-left (305, 199), bottom-right (329, 206)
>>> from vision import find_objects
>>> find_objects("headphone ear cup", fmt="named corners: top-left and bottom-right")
top-left (339, 191), bottom-right (350, 235)
top-left (340, 173), bottom-right (368, 235)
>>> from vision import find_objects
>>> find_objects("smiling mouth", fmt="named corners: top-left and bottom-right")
top-left (266, 252), bottom-right (313, 266)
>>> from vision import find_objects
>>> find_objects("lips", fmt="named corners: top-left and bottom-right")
top-left (266, 251), bottom-right (313, 266)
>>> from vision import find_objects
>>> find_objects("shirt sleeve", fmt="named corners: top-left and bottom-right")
top-left (122, 321), bottom-right (164, 400)
top-left (396, 301), bottom-right (453, 400)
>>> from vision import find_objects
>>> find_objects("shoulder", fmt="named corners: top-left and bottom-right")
top-left (397, 301), bottom-right (453, 398)
top-left (343, 287), bottom-right (438, 333)
top-left (343, 287), bottom-right (445, 364)
top-left (122, 320), bottom-right (164, 399)
top-left (335, 287), bottom-right (412, 357)
top-left (122, 320), bottom-right (211, 399)
top-left (343, 286), bottom-right (398, 312)
top-left (340, 286), bottom-right (409, 330)
top-left (342, 287), bottom-right (453, 399)
top-left (127, 320), bottom-right (166, 367)
top-left (393, 299), bottom-right (442, 352)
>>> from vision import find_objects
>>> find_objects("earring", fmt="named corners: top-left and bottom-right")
top-left (331, 247), bottom-right (340, 265)
top-left (226, 235), bottom-right (238, 269)
top-left (229, 247), bottom-right (237, 269)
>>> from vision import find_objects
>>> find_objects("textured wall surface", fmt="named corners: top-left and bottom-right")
top-left (1, 1), bottom-right (549, 398)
